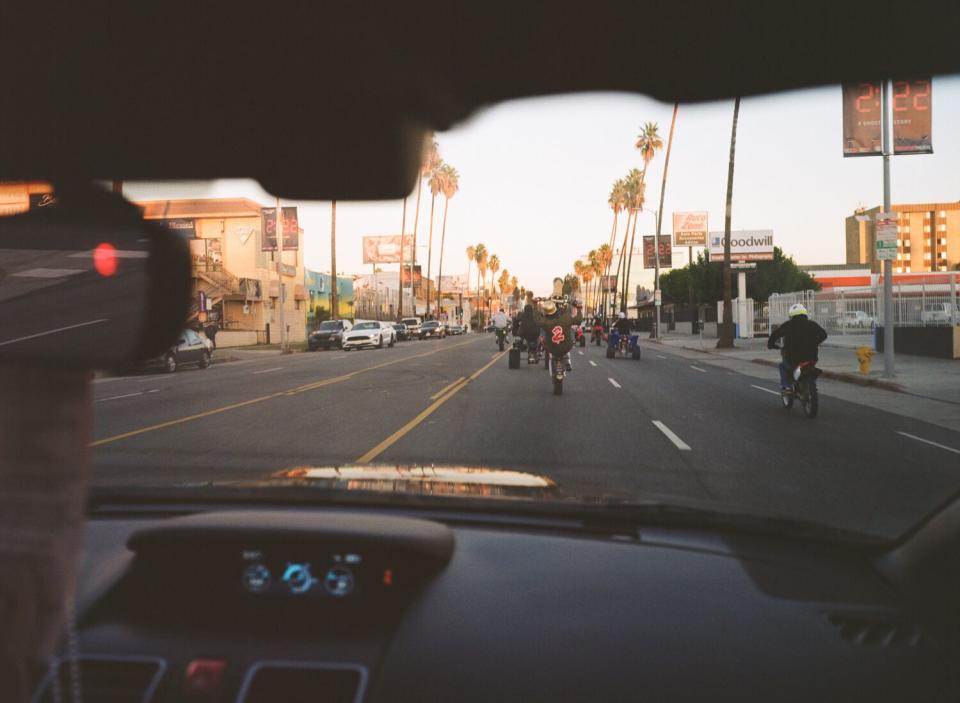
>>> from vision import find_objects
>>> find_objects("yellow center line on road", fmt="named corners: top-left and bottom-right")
top-left (355, 350), bottom-right (507, 464)
top-left (90, 337), bottom-right (483, 448)
top-left (430, 376), bottom-right (466, 401)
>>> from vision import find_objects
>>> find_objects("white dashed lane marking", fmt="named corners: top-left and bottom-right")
top-left (608, 378), bottom-right (621, 389)
top-left (897, 432), bottom-right (960, 455)
top-left (652, 421), bottom-right (692, 451)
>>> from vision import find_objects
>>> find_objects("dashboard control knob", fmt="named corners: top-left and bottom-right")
top-left (324, 566), bottom-right (355, 597)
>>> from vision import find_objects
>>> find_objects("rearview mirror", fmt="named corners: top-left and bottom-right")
top-left (0, 183), bottom-right (190, 368)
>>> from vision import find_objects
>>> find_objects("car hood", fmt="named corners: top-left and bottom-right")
top-left (344, 329), bottom-right (378, 336)
top-left (172, 465), bottom-right (557, 499)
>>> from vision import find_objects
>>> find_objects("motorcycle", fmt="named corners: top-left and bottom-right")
top-left (494, 326), bottom-right (507, 351)
top-left (775, 346), bottom-right (820, 419)
top-left (591, 325), bottom-right (604, 346)
top-left (545, 348), bottom-right (569, 395)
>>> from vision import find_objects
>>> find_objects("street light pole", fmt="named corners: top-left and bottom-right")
top-left (276, 197), bottom-right (288, 353)
top-left (881, 80), bottom-right (895, 377)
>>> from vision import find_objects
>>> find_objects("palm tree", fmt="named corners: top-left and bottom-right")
top-left (474, 243), bottom-right (488, 327)
top-left (614, 169), bottom-right (642, 311)
top-left (606, 179), bottom-right (626, 314)
top-left (465, 245), bottom-right (475, 301)
top-left (435, 163), bottom-right (460, 319)
top-left (597, 243), bottom-right (612, 314)
top-left (718, 97), bottom-right (741, 349)
top-left (498, 269), bottom-right (510, 307)
top-left (510, 275), bottom-right (518, 310)
top-left (411, 138), bottom-right (440, 313)
top-left (622, 168), bottom-right (647, 312)
top-left (624, 122), bottom-right (663, 311)
top-left (425, 160), bottom-right (445, 317)
top-left (488, 254), bottom-right (500, 312)
top-left (651, 105), bottom-right (678, 339)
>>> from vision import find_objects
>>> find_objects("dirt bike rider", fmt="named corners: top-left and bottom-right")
top-left (612, 311), bottom-right (631, 336)
top-left (590, 315), bottom-right (605, 342)
top-left (767, 303), bottom-right (828, 393)
top-left (533, 278), bottom-right (583, 372)
top-left (491, 308), bottom-right (509, 344)
top-left (519, 292), bottom-right (541, 363)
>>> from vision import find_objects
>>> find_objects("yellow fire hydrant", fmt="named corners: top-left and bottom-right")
top-left (856, 346), bottom-right (873, 375)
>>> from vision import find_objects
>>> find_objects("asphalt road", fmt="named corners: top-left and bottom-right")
top-left (91, 332), bottom-right (960, 539)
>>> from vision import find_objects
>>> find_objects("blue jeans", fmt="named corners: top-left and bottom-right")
top-left (778, 360), bottom-right (794, 389)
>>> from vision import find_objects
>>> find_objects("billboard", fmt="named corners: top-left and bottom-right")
top-left (642, 235), bottom-right (672, 269)
top-left (362, 235), bottom-right (415, 264)
top-left (673, 211), bottom-right (708, 246)
top-left (261, 206), bottom-right (299, 250)
top-left (439, 274), bottom-right (469, 292)
top-left (842, 82), bottom-right (883, 157)
top-left (601, 275), bottom-right (618, 293)
top-left (892, 79), bottom-right (932, 155)
top-left (707, 230), bottom-right (774, 262)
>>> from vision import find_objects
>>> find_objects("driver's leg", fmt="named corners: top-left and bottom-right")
top-left (778, 360), bottom-right (793, 391)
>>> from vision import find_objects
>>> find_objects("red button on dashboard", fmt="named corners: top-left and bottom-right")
top-left (184, 658), bottom-right (226, 697)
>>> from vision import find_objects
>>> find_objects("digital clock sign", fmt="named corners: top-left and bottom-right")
top-left (842, 80), bottom-right (932, 157)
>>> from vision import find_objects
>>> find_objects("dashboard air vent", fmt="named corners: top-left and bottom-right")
top-left (238, 662), bottom-right (366, 703)
top-left (826, 613), bottom-right (923, 648)
top-left (34, 656), bottom-right (166, 703)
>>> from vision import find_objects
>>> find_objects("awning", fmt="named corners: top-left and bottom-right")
top-left (294, 284), bottom-right (307, 301)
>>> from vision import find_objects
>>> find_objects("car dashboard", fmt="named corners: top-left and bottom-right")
top-left (38, 506), bottom-right (952, 702)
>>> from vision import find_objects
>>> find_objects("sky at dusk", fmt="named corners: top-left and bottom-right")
top-left (125, 77), bottom-right (960, 296)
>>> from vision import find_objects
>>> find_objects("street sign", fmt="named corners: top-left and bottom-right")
top-left (642, 235), bottom-right (672, 269)
top-left (261, 207), bottom-right (299, 251)
top-left (842, 82), bottom-right (883, 157)
top-left (730, 262), bottom-right (757, 270)
top-left (875, 211), bottom-right (898, 261)
top-left (654, 289), bottom-right (662, 305)
top-left (892, 78), bottom-right (933, 155)
top-left (672, 211), bottom-right (708, 246)
top-left (707, 230), bottom-right (774, 262)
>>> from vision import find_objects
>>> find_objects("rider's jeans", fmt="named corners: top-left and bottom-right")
top-left (778, 360), bottom-right (794, 389)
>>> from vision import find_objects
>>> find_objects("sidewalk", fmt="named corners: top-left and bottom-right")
top-left (654, 331), bottom-right (960, 406)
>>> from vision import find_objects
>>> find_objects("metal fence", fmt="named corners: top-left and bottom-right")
top-left (769, 276), bottom-right (959, 335)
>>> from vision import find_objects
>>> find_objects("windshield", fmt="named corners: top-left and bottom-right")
top-left (24, 80), bottom-right (956, 543)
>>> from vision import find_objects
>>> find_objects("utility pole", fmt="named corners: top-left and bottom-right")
top-left (881, 81), bottom-right (895, 377)
top-left (330, 201), bottom-right (338, 321)
top-left (399, 198), bottom-right (407, 319)
top-left (276, 198), bottom-right (288, 353)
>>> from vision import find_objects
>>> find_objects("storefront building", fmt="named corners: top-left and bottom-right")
top-left (138, 198), bottom-right (307, 346)
top-left (304, 270), bottom-right (354, 327)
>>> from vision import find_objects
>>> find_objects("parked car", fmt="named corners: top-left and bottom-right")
top-left (920, 302), bottom-right (960, 324)
top-left (420, 320), bottom-right (446, 339)
top-left (308, 319), bottom-right (353, 350)
top-left (835, 310), bottom-right (876, 328)
top-left (447, 323), bottom-right (465, 335)
top-left (402, 317), bottom-right (423, 338)
top-left (142, 328), bottom-right (211, 373)
top-left (342, 320), bottom-right (396, 350)
top-left (392, 323), bottom-right (409, 341)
